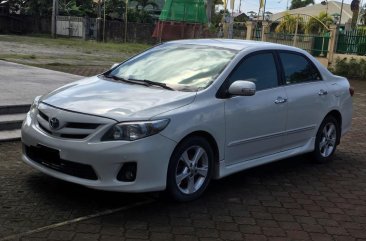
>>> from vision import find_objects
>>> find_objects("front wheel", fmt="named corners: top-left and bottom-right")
top-left (313, 116), bottom-right (340, 163)
top-left (166, 136), bottom-right (214, 202)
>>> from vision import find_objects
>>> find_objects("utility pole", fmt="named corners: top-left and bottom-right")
top-left (124, 0), bottom-right (128, 43)
top-left (51, 0), bottom-right (58, 38)
top-left (103, 0), bottom-right (106, 42)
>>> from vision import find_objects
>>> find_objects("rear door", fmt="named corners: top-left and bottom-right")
top-left (278, 51), bottom-right (330, 150)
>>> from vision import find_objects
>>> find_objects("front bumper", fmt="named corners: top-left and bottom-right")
top-left (21, 110), bottom-right (177, 192)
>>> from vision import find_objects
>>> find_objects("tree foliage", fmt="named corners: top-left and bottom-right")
top-left (58, 0), bottom-right (96, 17)
top-left (361, 4), bottom-right (366, 25)
top-left (305, 12), bottom-right (333, 34)
top-left (275, 13), bottom-right (305, 33)
top-left (289, 0), bottom-right (314, 10)
top-left (6, 0), bottom-right (52, 16)
top-left (4, 0), bottom-right (159, 20)
top-left (351, 0), bottom-right (360, 28)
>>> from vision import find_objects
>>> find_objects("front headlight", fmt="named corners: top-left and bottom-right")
top-left (25, 95), bottom-right (42, 126)
top-left (30, 95), bottom-right (42, 112)
top-left (101, 119), bottom-right (170, 141)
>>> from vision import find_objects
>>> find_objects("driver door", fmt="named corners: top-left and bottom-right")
top-left (224, 51), bottom-right (288, 165)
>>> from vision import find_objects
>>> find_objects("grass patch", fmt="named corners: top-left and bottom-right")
top-left (0, 34), bottom-right (151, 54)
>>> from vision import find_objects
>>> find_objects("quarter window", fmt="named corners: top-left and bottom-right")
top-left (228, 53), bottom-right (278, 91)
top-left (279, 52), bottom-right (321, 84)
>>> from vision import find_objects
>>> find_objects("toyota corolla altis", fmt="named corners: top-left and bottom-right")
top-left (21, 39), bottom-right (353, 201)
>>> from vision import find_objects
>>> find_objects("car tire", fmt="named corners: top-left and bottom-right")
top-left (313, 116), bottom-right (340, 163)
top-left (166, 136), bottom-right (214, 202)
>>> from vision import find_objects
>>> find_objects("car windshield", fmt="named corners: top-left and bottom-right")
top-left (108, 43), bottom-right (238, 91)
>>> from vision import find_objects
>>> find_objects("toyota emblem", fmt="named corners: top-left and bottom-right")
top-left (49, 117), bottom-right (60, 129)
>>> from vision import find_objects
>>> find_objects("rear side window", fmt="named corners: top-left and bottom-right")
top-left (279, 52), bottom-right (321, 84)
top-left (228, 53), bottom-right (278, 91)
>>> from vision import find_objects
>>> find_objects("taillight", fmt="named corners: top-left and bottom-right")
top-left (349, 87), bottom-right (355, 97)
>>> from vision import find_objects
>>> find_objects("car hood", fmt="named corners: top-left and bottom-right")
top-left (41, 76), bottom-right (196, 121)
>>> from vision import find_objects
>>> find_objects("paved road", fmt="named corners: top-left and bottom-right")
top-left (0, 61), bottom-right (82, 106)
top-left (0, 80), bottom-right (365, 241)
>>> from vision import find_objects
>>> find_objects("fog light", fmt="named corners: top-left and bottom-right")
top-left (117, 162), bottom-right (137, 182)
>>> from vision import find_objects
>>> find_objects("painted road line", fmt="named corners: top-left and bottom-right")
top-left (0, 198), bottom-right (155, 241)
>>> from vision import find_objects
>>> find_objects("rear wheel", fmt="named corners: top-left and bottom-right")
top-left (313, 116), bottom-right (339, 163)
top-left (166, 136), bottom-right (213, 202)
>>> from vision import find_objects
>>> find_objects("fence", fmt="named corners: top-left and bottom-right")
top-left (266, 33), bottom-right (330, 57)
top-left (100, 20), bottom-right (155, 43)
top-left (0, 15), bottom-right (51, 34)
top-left (336, 29), bottom-right (366, 55)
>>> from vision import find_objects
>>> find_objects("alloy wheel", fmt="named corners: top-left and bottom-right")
top-left (175, 146), bottom-right (209, 194)
top-left (319, 122), bottom-right (337, 158)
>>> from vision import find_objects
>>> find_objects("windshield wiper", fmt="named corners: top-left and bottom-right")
top-left (103, 75), bottom-right (174, 91)
top-left (128, 78), bottom-right (175, 91)
top-left (103, 74), bottom-right (148, 86)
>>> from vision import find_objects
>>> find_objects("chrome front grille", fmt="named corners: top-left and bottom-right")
top-left (36, 104), bottom-right (112, 140)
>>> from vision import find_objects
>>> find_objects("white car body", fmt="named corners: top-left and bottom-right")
top-left (21, 39), bottom-right (353, 197)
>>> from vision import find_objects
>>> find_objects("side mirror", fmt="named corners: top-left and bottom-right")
top-left (228, 80), bottom-right (256, 96)
top-left (111, 63), bottom-right (119, 69)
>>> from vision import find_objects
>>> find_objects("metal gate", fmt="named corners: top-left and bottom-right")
top-left (56, 16), bottom-right (84, 37)
top-left (265, 14), bottom-right (331, 57)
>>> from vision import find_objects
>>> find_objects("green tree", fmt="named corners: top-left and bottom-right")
top-left (275, 13), bottom-right (304, 33)
top-left (305, 12), bottom-right (333, 34)
top-left (289, 0), bottom-right (314, 10)
top-left (361, 5), bottom-right (366, 25)
top-left (104, 0), bottom-right (126, 19)
top-left (351, 0), bottom-right (360, 28)
top-left (59, 0), bottom-right (87, 16)
top-left (6, 0), bottom-right (53, 16)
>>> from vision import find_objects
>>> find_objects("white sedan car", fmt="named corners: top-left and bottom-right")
top-left (21, 39), bottom-right (353, 201)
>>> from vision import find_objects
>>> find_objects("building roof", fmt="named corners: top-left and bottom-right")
top-left (270, 1), bottom-right (353, 24)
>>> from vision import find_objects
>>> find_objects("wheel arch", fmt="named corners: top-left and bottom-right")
top-left (177, 131), bottom-right (220, 165)
top-left (324, 109), bottom-right (342, 145)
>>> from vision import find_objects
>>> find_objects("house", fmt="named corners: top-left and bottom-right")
top-left (270, 1), bottom-right (353, 24)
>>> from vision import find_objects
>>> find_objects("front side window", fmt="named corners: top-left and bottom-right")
top-left (279, 52), bottom-right (321, 84)
top-left (109, 43), bottom-right (238, 91)
top-left (228, 52), bottom-right (279, 91)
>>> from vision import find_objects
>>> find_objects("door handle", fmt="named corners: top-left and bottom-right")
top-left (275, 97), bottom-right (287, 104)
top-left (318, 89), bottom-right (328, 96)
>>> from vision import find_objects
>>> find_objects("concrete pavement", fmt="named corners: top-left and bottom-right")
top-left (0, 60), bottom-right (82, 106)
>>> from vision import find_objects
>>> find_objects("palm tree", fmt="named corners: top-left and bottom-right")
top-left (305, 12), bottom-right (333, 34)
top-left (351, 0), bottom-right (360, 28)
top-left (275, 13), bottom-right (304, 34)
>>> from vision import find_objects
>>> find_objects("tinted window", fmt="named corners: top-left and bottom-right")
top-left (228, 53), bottom-right (278, 91)
top-left (279, 52), bottom-right (321, 84)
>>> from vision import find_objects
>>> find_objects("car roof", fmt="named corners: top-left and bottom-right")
top-left (167, 39), bottom-right (300, 52)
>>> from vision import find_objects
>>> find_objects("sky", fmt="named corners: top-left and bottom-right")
top-left (226, 0), bottom-right (355, 14)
